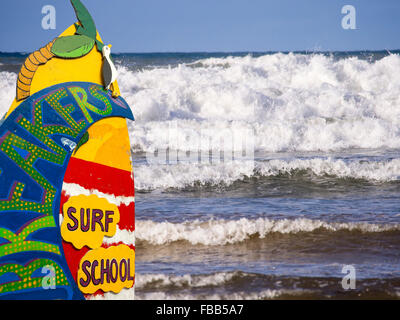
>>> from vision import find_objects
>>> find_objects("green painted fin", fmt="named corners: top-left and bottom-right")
top-left (51, 35), bottom-right (95, 58)
top-left (70, 0), bottom-right (97, 39)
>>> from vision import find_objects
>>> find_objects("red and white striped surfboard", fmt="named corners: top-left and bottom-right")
top-left (13, 20), bottom-right (137, 299)
top-left (60, 117), bottom-right (135, 299)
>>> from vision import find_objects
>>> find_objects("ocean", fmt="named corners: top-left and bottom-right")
top-left (1, 50), bottom-right (400, 299)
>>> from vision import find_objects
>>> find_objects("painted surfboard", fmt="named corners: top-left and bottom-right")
top-left (0, 1), bottom-right (135, 300)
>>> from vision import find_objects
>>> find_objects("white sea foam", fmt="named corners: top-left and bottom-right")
top-left (136, 271), bottom-right (241, 289)
top-left (0, 72), bottom-right (16, 117)
top-left (134, 157), bottom-right (400, 191)
top-left (118, 53), bottom-right (400, 153)
top-left (134, 159), bottom-right (254, 190)
top-left (256, 157), bottom-right (400, 181)
top-left (136, 217), bottom-right (400, 246)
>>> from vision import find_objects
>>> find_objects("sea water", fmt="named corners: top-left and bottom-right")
top-left (1, 51), bottom-right (399, 299)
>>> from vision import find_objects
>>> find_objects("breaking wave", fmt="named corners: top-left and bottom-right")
top-left (134, 157), bottom-right (400, 191)
top-left (136, 217), bottom-right (400, 246)
top-left (119, 53), bottom-right (400, 153)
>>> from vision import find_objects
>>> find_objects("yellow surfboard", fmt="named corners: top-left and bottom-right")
top-left (0, 7), bottom-right (135, 300)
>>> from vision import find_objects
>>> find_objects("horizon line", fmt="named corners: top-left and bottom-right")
top-left (1, 48), bottom-right (400, 55)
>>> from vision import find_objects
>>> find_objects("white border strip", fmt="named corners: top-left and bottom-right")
top-left (62, 182), bottom-right (135, 206)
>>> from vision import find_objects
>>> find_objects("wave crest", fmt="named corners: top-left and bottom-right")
top-left (134, 157), bottom-right (400, 191)
top-left (120, 53), bottom-right (400, 153)
top-left (136, 217), bottom-right (400, 246)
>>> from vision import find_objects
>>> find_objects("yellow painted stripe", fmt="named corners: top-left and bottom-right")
top-left (73, 118), bottom-right (133, 172)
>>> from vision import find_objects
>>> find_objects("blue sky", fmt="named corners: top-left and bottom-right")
top-left (0, 0), bottom-right (399, 52)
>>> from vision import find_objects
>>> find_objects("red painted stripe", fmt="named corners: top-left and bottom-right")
top-left (62, 241), bottom-right (89, 282)
top-left (64, 157), bottom-right (134, 197)
top-left (118, 202), bottom-right (135, 232)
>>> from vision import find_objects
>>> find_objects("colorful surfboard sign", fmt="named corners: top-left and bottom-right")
top-left (0, 0), bottom-right (135, 300)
